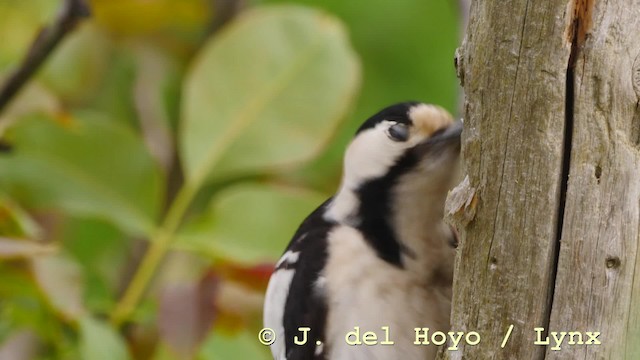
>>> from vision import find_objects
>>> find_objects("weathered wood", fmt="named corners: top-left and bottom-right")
top-left (546, 1), bottom-right (640, 359)
top-left (442, 0), bottom-right (640, 359)
top-left (443, 0), bottom-right (571, 357)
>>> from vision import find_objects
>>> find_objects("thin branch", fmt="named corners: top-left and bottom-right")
top-left (207, 0), bottom-right (247, 35)
top-left (0, 0), bottom-right (90, 117)
top-left (110, 0), bottom-right (247, 327)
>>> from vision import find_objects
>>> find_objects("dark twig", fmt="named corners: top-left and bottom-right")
top-left (0, 0), bottom-right (90, 117)
top-left (206, 0), bottom-right (246, 36)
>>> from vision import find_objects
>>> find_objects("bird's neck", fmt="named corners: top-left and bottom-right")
top-left (323, 186), bottom-right (360, 226)
top-left (390, 171), bottom-right (455, 281)
top-left (324, 174), bottom-right (455, 280)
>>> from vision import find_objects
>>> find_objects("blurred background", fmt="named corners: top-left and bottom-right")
top-left (0, 0), bottom-right (461, 358)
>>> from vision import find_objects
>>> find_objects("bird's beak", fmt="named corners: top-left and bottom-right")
top-left (431, 120), bottom-right (462, 149)
top-left (413, 120), bottom-right (463, 157)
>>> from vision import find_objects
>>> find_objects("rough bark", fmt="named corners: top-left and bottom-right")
top-left (547, 0), bottom-right (640, 359)
top-left (441, 0), bottom-right (640, 359)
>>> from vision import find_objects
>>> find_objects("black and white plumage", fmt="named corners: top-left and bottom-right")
top-left (264, 102), bottom-right (463, 360)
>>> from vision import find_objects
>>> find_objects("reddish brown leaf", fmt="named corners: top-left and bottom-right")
top-left (212, 261), bottom-right (273, 293)
top-left (31, 254), bottom-right (86, 320)
top-left (158, 273), bottom-right (219, 359)
top-left (0, 330), bottom-right (41, 360)
top-left (212, 279), bottom-right (265, 334)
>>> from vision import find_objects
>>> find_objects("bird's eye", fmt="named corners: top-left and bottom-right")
top-left (387, 123), bottom-right (409, 142)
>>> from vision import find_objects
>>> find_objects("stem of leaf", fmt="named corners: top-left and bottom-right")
top-left (110, 182), bottom-right (198, 327)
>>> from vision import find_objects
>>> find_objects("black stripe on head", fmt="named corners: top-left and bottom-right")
top-left (354, 147), bottom-right (421, 267)
top-left (356, 101), bottom-right (422, 135)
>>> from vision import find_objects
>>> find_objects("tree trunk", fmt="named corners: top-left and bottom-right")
top-left (441, 0), bottom-right (640, 359)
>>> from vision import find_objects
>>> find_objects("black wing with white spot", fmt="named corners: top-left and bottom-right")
top-left (264, 200), bottom-right (333, 360)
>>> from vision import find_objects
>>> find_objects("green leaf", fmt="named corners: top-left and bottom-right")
top-left (0, 1), bottom-right (57, 69)
top-left (0, 81), bottom-right (60, 136)
top-left (263, 0), bottom-right (459, 112)
top-left (175, 184), bottom-right (325, 263)
top-left (39, 23), bottom-right (112, 104)
top-left (152, 342), bottom-right (181, 360)
top-left (0, 195), bottom-right (42, 239)
top-left (79, 316), bottom-right (131, 360)
top-left (0, 112), bottom-right (164, 236)
top-left (198, 328), bottom-right (271, 360)
top-left (62, 217), bottom-right (130, 313)
top-left (259, 0), bottom-right (461, 193)
top-left (181, 5), bottom-right (360, 185)
top-left (91, 0), bottom-right (211, 39)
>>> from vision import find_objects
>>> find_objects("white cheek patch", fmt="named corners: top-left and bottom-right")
top-left (342, 125), bottom-right (407, 189)
top-left (324, 122), bottom-right (423, 224)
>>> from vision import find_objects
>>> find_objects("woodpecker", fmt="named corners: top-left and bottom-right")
top-left (263, 102), bottom-right (462, 360)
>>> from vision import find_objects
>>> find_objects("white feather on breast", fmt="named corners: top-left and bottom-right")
top-left (324, 225), bottom-right (450, 360)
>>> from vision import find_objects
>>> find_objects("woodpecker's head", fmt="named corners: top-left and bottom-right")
top-left (324, 101), bottom-right (462, 266)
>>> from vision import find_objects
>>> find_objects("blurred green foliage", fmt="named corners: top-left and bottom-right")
top-left (0, 0), bottom-right (459, 359)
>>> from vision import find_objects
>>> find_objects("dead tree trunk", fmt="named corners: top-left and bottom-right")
top-left (441, 0), bottom-right (640, 359)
